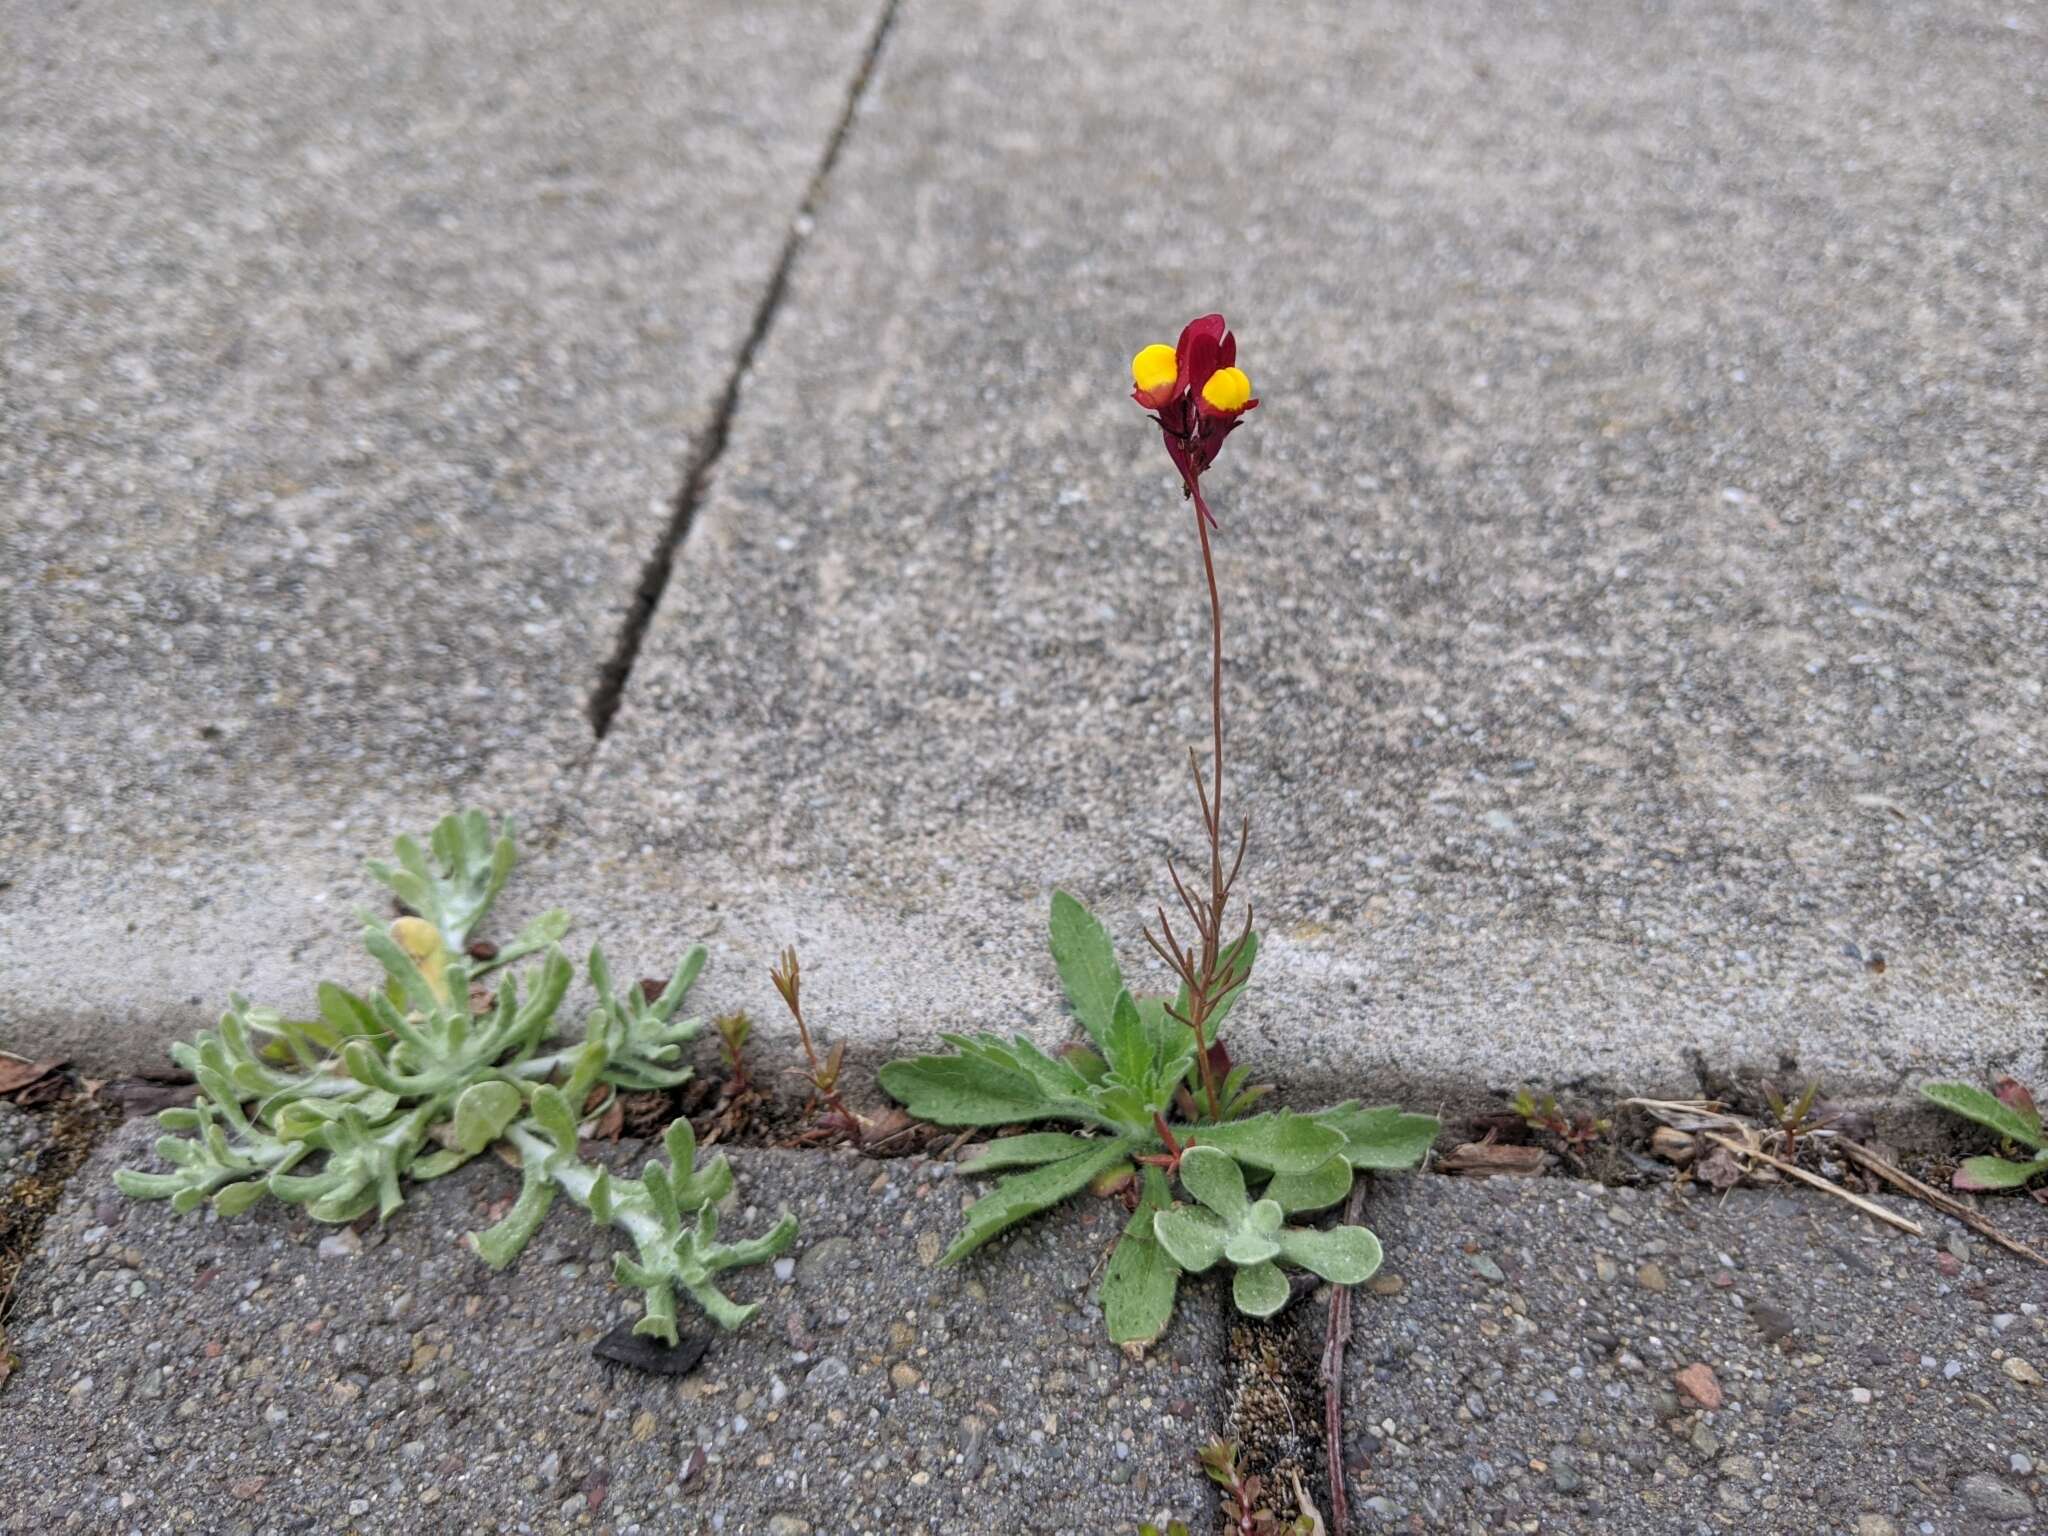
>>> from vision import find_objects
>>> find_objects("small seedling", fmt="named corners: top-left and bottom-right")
top-left (768, 947), bottom-right (869, 1145)
top-left (1762, 1078), bottom-right (1834, 1163)
top-left (1921, 1077), bottom-right (2048, 1194)
top-left (116, 813), bottom-right (796, 1338)
top-left (1198, 1440), bottom-right (1321, 1536)
top-left (880, 318), bottom-right (1438, 1344)
top-left (713, 1011), bottom-right (755, 1096)
top-left (1511, 1088), bottom-right (1608, 1157)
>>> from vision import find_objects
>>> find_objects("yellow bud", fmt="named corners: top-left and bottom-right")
top-left (1200, 366), bottom-right (1252, 413)
top-left (1131, 344), bottom-right (1178, 397)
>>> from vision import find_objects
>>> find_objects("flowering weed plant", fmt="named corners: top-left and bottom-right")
top-left (883, 317), bottom-right (1437, 1344)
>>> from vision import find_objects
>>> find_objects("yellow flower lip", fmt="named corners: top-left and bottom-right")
top-left (1131, 343), bottom-right (1178, 397)
top-left (1200, 366), bottom-right (1252, 413)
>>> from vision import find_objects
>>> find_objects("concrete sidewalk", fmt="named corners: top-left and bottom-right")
top-left (0, 0), bottom-right (886, 1067)
top-left (4, 0), bottom-right (2044, 1112)
top-left (569, 0), bottom-right (2046, 1106)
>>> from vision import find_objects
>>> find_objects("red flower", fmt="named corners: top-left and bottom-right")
top-left (1129, 313), bottom-right (1259, 524)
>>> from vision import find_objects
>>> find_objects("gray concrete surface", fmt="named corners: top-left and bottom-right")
top-left (0, 0), bottom-right (884, 1067)
top-left (0, 1121), bottom-right (1222, 1534)
top-left (565, 0), bottom-right (2047, 1108)
top-left (1301, 1172), bottom-right (2048, 1533)
top-left (4, 0), bottom-right (2043, 1111)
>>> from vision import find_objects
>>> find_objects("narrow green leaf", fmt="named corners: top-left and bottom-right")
top-left (1232, 1259), bottom-right (1289, 1317)
top-left (1102, 1168), bottom-right (1179, 1347)
top-left (1049, 890), bottom-right (1124, 1052)
top-left (879, 1051), bottom-right (1065, 1128)
top-left (1315, 1103), bottom-right (1441, 1169)
top-left (1922, 1082), bottom-right (2047, 1151)
top-left (941, 1139), bottom-right (1135, 1265)
top-left (959, 1132), bottom-right (1102, 1174)
top-left (1953, 1154), bottom-right (2048, 1192)
top-left (1102, 989), bottom-right (1154, 1091)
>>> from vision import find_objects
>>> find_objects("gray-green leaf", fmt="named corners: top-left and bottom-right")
top-left (1102, 1167), bottom-right (1180, 1347)
top-left (1192, 1111), bottom-right (1346, 1175)
top-left (1315, 1102), bottom-right (1441, 1169)
top-left (1049, 890), bottom-right (1124, 1052)
top-left (1264, 1156), bottom-right (1354, 1216)
top-left (1232, 1260), bottom-right (1289, 1317)
top-left (1922, 1082), bottom-right (2046, 1151)
top-left (942, 1138), bottom-right (1136, 1265)
top-left (1276, 1222), bottom-right (1383, 1285)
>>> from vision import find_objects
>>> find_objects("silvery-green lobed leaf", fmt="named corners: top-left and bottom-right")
top-left (1152, 1204), bottom-right (1229, 1273)
top-left (1232, 1259), bottom-right (1290, 1317)
top-left (1276, 1222), bottom-right (1383, 1285)
top-left (1264, 1156), bottom-right (1354, 1215)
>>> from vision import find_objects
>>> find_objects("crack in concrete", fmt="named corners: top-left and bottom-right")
top-left (587, 0), bottom-right (905, 738)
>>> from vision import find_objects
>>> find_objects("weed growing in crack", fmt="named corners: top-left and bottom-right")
top-left (1511, 1087), bottom-right (1610, 1165)
top-left (115, 812), bottom-right (795, 1339)
top-left (768, 947), bottom-right (878, 1147)
top-left (880, 316), bottom-right (1439, 1345)
top-left (1921, 1076), bottom-right (2048, 1195)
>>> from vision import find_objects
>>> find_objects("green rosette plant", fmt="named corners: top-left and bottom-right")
top-left (881, 317), bottom-right (1438, 1344)
top-left (116, 812), bottom-right (794, 1338)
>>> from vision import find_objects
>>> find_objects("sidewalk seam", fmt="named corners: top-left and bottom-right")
top-left (587, 0), bottom-right (905, 737)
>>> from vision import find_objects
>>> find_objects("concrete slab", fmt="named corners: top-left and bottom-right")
top-left (0, 1121), bottom-right (1223, 1534)
top-left (0, 0), bottom-right (884, 1067)
top-left (567, 0), bottom-right (2046, 1108)
top-left (1299, 1172), bottom-right (2048, 1533)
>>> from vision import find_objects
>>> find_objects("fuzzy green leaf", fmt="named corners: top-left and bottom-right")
top-left (453, 1080), bottom-right (522, 1154)
top-left (1049, 890), bottom-right (1124, 1051)
top-left (1315, 1102), bottom-right (1441, 1169)
top-left (469, 1175), bottom-right (556, 1269)
top-left (1191, 1111), bottom-right (1346, 1175)
top-left (1153, 1205), bottom-right (1229, 1272)
top-left (1222, 1200), bottom-right (1284, 1266)
top-left (1177, 1145), bottom-right (1251, 1219)
top-left (1953, 1154), bottom-right (2048, 1192)
top-left (879, 1037), bottom-right (1105, 1129)
top-left (1264, 1156), bottom-right (1354, 1216)
top-left (1103, 1168), bottom-right (1180, 1347)
top-left (941, 1138), bottom-right (1136, 1265)
top-left (1276, 1222), bottom-right (1383, 1285)
top-left (1102, 988), bottom-right (1155, 1091)
top-left (1922, 1082), bottom-right (2047, 1151)
top-left (1232, 1259), bottom-right (1290, 1317)
top-left (959, 1132), bottom-right (1103, 1174)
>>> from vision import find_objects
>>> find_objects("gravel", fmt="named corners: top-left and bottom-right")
top-left (0, 1120), bottom-right (1222, 1534)
top-left (1298, 1173), bottom-right (2048, 1533)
